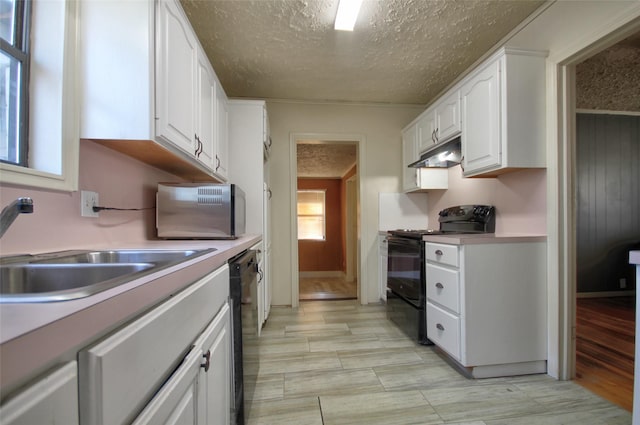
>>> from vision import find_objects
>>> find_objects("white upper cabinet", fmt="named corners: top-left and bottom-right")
top-left (416, 90), bottom-right (461, 154)
top-left (416, 110), bottom-right (436, 153)
top-left (461, 48), bottom-right (547, 177)
top-left (402, 125), bottom-right (419, 191)
top-left (156, 0), bottom-right (198, 155)
top-left (460, 60), bottom-right (501, 174)
top-left (402, 123), bottom-right (448, 193)
top-left (79, 0), bottom-right (228, 181)
top-left (214, 87), bottom-right (229, 180)
top-left (196, 50), bottom-right (216, 171)
top-left (436, 90), bottom-right (461, 143)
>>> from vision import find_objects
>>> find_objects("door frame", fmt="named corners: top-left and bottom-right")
top-left (550, 16), bottom-right (640, 380)
top-left (289, 133), bottom-right (366, 308)
top-left (345, 175), bottom-right (358, 284)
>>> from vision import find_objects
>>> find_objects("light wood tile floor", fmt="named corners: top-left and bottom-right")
top-left (244, 300), bottom-right (632, 425)
top-left (299, 276), bottom-right (357, 301)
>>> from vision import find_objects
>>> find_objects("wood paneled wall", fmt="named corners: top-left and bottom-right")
top-left (576, 113), bottom-right (640, 292)
top-left (298, 178), bottom-right (343, 272)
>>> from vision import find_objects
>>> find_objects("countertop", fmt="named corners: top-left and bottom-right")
top-left (423, 233), bottom-right (547, 245)
top-left (0, 234), bottom-right (261, 397)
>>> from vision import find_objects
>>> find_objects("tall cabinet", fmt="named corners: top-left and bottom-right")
top-left (228, 100), bottom-right (272, 327)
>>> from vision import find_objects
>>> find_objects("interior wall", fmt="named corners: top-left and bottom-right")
top-left (266, 101), bottom-right (422, 305)
top-left (297, 178), bottom-right (343, 272)
top-left (0, 141), bottom-right (185, 255)
top-left (576, 113), bottom-right (640, 292)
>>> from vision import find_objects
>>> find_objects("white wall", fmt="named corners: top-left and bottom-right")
top-left (266, 101), bottom-right (422, 305)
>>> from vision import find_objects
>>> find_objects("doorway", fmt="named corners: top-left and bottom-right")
top-left (567, 30), bottom-right (640, 411)
top-left (294, 139), bottom-right (360, 302)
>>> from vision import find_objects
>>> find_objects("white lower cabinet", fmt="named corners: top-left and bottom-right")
top-left (132, 304), bottom-right (231, 425)
top-left (378, 234), bottom-right (388, 301)
top-left (0, 362), bottom-right (78, 425)
top-left (401, 124), bottom-right (449, 192)
top-left (425, 240), bottom-right (547, 378)
top-left (79, 265), bottom-right (230, 425)
top-left (195, 305), bottom-right (231, 425)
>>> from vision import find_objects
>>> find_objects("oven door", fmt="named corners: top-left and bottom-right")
top-left (386, 236), bottom-right (424, 308)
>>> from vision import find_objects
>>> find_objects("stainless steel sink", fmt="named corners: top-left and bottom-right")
top-left (31, 250), bottom-right (206, 265)
top-left (0, 248), bottom-right (216, 303)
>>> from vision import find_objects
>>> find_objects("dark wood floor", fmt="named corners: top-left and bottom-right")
top-left (575, 296), bottom-right (635, 411)
top-left (298, 275), bottom-right (357, 301)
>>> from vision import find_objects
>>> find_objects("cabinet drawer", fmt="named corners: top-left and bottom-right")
top-left (427, 302), bottom-right (460, 360)
top-left (79, 265), bottom-right (230, 425)
top-left (425, 243), bottom-right (459, 267)
top-left (426, 264), bottom-right (460, 313)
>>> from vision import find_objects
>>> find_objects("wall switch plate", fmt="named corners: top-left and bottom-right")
top-left (81, 190), bottom-right (99, 217)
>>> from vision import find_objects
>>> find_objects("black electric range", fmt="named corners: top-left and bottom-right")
top-left (386, 205), bottom-right (495, 344)
top-left (388, 205), bottom-right (496, 239)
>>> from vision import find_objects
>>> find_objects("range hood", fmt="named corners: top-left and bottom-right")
top-left (408, 137), bottom-right (462, 168)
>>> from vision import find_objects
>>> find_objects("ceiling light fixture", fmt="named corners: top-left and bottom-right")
top-left (334, 0), bottom-right (363, 31)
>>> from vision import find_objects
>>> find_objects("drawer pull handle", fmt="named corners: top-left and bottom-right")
top-left (201, 350), bottom-right (211, 372)
top-left (435, 249), bottom-right (443, 256)
top-left (435, 282), bottom-right (444, 289)
top-left (436, 323), bottom-right (445, 331)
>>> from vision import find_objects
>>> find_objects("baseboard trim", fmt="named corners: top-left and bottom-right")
top-left (577, 290), bottom-right (636, 298)
top-left (299, 271), bottom-right (345, 278)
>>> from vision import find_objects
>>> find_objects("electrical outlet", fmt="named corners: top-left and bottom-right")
top-left (620, 278), bottom-right (627, 289)
top-left (81, 190), bottom-right (99, 217)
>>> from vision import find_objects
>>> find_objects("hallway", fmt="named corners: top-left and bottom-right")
top-left (299, 276), bottom-right (357, 301)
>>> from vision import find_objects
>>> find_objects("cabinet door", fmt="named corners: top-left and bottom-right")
top-left (460, 59), bottom-right (501, 174)
top-left (214, 85), bottom-right (229, 180)
top-left (416, 112), bottom-right (436, 153)
top-left (79, 265), bottom-right (230, 425)
top-left (156, 0), bottom-right (197, 154)
top-left (131, 348), bottom-right (201, 425)
top-left (0, 362), bottom-right (78, 425)
top-left (436, 90), bottom-right (461, 142)
top-left (402, 125), bottom-right (419, 192)
top-left (196, 49), bottom-right (216, 171)
top-left (196, 304), bottom-right (231, 425)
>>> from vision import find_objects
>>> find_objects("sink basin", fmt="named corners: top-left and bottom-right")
top-left (1, 263), bottom-right (154, 301)
top-left (32, 249), bottom-right (206, 265)
top-left (0, 248), bottom-right (216, 303)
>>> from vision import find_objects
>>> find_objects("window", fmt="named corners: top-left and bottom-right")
top-left (0, 0), bottom-right (79, 191)
top-left (1, 0), bottom-right (31, 166)
top-left (297, 190), bottom-right (326, 240)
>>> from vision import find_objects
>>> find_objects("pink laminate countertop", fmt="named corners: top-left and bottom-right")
top-left (0, 234), bottom-right (261, 397)
top-left (423, 233), bottom-right (547, 245)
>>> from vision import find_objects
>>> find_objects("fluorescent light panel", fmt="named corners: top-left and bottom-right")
top-left (334, 0), bottom-right (363, 31)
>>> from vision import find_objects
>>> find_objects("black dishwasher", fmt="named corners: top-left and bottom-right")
top-left (229, 249), bottom-right (258, 425)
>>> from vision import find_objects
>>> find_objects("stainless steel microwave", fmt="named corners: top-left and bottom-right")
top-left (156, 183), bottom-right (246, 239)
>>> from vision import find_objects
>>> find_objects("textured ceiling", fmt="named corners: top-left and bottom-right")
top-left (576, 32), bottom-right (640, 112)
top-left (181, 0), bottom-right (544, 105)
top-left (296, 143), bottom-right (357, 178)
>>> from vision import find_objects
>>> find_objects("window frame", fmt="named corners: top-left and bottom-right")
top-left (1, 0), bottom-right (31, 167)
top-left (0, 0), bottom-right (79, 192)
top-left (297, 189), bottom-right (326, 241)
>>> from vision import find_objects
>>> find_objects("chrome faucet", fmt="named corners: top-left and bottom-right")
top-left (0, 197), bottom-right (34, 238)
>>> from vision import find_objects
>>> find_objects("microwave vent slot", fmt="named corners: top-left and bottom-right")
top-left (197, 186), bottom-right (224, 206)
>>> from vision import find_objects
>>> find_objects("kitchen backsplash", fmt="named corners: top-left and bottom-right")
top-left (428, 166), bottom-right (546, 235)
top-left (0, 141), bottom-right (186, 255)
